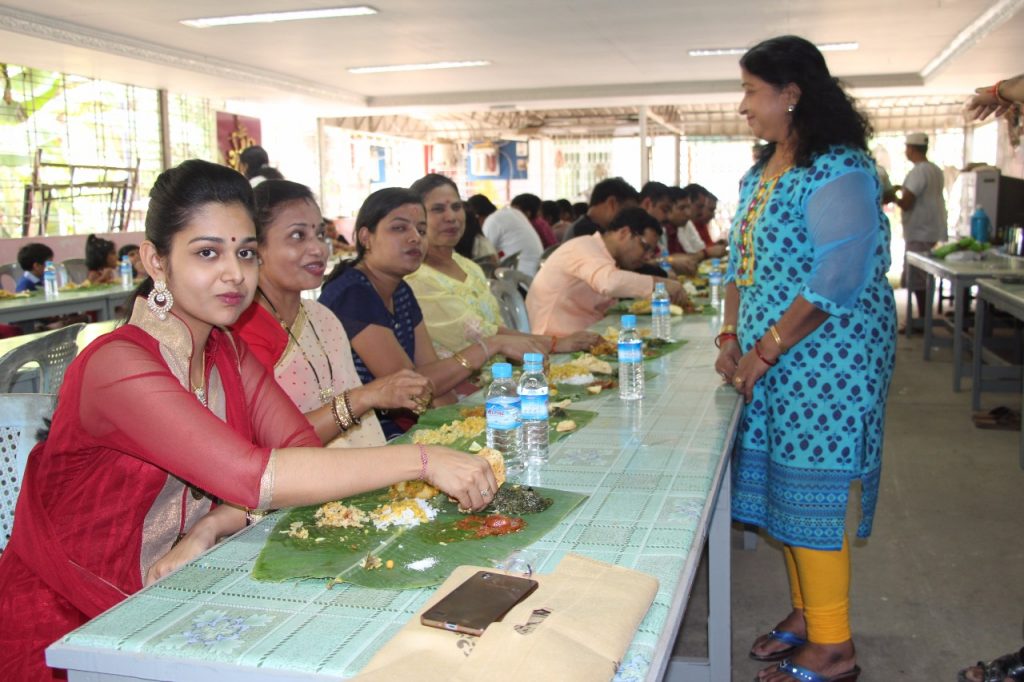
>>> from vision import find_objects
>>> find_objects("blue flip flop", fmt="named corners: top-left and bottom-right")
top-left (770, 659), bottom-right (861, 682)
top-left (749, 629), bottom-right (807, 662)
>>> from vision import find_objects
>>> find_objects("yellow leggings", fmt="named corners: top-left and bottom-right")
top-left (783, 535), bottom-right (851, 644)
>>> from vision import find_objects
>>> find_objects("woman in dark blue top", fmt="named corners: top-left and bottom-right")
top-left (319, 188), bottom-right (500, 437)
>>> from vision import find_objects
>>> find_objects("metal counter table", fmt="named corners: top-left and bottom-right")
top-left (904, 252), bottom-right (1023, 391)
top-left (0, 287), bottom-right (133, 325)
top-left (971, 278), bottom-right (1024, 468)
top-left (47, 313), bottom-right (742, 682)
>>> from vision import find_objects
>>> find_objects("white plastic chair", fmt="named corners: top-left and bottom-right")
top-left (489, 278), bottom-right (531, 333)
top-left (0, 393), bottom-right (56, 549)
top-left (0, 323), bottom-right (85, 393)
top-left (494, 266), bottom-right (533, 292)
top-left (61, 258), bottom-right (89, 285)
top-left (0, 263), bottom-right (23, 292)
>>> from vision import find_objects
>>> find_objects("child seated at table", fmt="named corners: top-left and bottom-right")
top-left (85, 235), bottom-right (117, 284)
top-left (15, 242), bottom-right (52, 292)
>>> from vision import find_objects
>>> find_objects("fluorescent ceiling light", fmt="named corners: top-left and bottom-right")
top-left (181, 6), bottom-right (377, 28)
top-left (348, 60), bottom-right (490, 75)
top-left (689, 41), bottom-right (859, 57)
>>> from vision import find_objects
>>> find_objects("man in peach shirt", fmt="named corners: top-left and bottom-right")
top-left (527, 208), bottom-right (688, 336)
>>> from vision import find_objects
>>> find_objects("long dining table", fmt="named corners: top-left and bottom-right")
top-left (46, 310), bottom-right (742, 682)
top-left (904, 251), bottom-right (1024, 392)
top-left (0, 286), bottom-right (134, 326)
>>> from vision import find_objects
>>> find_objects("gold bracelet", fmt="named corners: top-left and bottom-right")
top-left (719, 324), bottom-right (737, 334)
top-left (452, 351), bottom-right (473, 371)
top-left (768, 324), bottom-right (787, 353)
top-left (331, 394), bottom-right (352, 432)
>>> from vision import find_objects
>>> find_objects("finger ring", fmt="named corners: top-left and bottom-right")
top-left (733, 377), bottom-right (744, 386)
top-left (480, 489), bottom-right (490, 498)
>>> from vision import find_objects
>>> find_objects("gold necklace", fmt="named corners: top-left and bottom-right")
top-left (191, 352), bottom-right (207, 407)
top-left (259, 288), bottom-right (336, 404)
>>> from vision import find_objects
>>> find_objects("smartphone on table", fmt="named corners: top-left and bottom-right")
top-left (420, 571), bottom-right (539, 636)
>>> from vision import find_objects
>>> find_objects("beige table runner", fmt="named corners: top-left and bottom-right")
top-left (354, 553), bottom-right (659, 682)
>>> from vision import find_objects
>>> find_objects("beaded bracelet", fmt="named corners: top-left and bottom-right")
top-left (342, 389), bottom-right (360, 426)
top-left (754, 339), bottom-right (777, 367)
top-left (417, 444), bottom-right (429, 481)
top-left (768, 324), bottom-right (788, 353)
top-left (714, 332), bottom-right (738, 348)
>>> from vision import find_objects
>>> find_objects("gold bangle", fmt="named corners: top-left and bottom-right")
top-left (719, 324), bottom-right (737, 334)
top-left (331, 394), bottom-right (352, 432)
top-left (452, 351), bottom-right (473, 371)
top-left (768, 324), bottom-right (787, 353)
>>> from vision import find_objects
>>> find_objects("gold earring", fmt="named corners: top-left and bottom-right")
top-left (147, 279), bottom-right (174, 320)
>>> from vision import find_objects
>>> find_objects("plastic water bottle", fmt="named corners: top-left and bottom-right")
top-left (709, 258), bottom-right (723, 309)
top-left (618, 314), bottom-right (644, 400)
top-left (970, 207), bottom-right (990, 243)
top-left (119, 255), bottom-right (133, 289)
top-left (517, 353), bottom-right (549, 463)
top-left (659, 247), bottom-right (672, 276)
top-left (56, 263), bottom-right (68, 289)
top-left (486, 362), bottom-right (523, 476)
top-left (43, 260), bottom-right (58, 299)
top-left (651, 282), bottom-right (672, 341)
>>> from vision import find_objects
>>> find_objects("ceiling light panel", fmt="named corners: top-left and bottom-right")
top-left (348, 60), bottom-right (491, 75)
top-left (181, 6), bottom-right (377, 28)
top-left (689, 41), bottom-right (859, 57)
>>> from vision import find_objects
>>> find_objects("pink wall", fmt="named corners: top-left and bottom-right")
top-left (0, 232), bottom-right (146, 267)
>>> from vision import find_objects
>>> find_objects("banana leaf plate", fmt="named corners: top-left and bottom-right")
top-left (390, 406), bottom-right (597, 451)
top-left (252, 485), bottom-right (587, 588)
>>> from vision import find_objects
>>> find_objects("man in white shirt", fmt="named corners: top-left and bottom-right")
top-left (482, 206), bottom-right (544, 276)
top-left (895, 132), bottom-right (947, 320)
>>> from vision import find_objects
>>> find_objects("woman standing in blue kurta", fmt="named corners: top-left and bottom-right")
top-left (715, 36), bottom-right (896, 682)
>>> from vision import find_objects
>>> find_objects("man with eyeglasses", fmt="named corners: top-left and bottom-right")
top-left (527, 207), bottom-right (688, 336)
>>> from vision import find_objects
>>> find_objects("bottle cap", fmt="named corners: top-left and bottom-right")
top-left (654, 282), bottom-right (666, 292)
top-left (491, 362), bottom-right (513, 379)
top-left (710, 258), bottom-right (720, 266)
top-left (45, 260), bottom-right (54, 266)
top-left (523, 352), bottom-right (544, 364)
top-left (621, 314), bottom-right (637, 328)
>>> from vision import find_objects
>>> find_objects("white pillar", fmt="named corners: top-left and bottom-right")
top-left (639, 106), bottom-right (649, 186)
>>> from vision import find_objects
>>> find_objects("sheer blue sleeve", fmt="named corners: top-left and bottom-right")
top-left (800, 170), bottom-right (879, 317)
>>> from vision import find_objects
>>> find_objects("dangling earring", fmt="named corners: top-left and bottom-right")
top-left (147, 279), bottom-right (174, 320)
top-left (787, 104), bottom-right (795, 113)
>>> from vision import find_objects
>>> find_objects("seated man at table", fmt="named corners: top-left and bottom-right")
top-left (15, 243), bottom-right (53, 292)
top-left (528, 207), bottom-right (688, 336)
top-left (561, 177), bottom-right (640, 242)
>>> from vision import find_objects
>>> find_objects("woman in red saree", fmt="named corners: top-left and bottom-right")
top-left (0, 160), bottom-right (496, 681)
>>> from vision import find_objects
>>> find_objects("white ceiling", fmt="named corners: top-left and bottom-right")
top-left (1, 0), bottom-right (1022, 115)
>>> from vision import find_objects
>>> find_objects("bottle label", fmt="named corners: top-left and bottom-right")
top-left (486, 398), bottom-right (521, 430)
top-left (520, 394), bottom-right (549, 421)
top-left (652, 300), bottom-right (669, 316)
top-left (618, 340), bottom-right (643, 363)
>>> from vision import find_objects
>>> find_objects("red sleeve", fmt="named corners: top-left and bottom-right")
top-left (78, 335), bottom-right (316, 510)
top-left (232, 302), bottom-right (287, 373)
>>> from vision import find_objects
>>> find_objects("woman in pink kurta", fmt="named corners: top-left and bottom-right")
top-left (234, 179), bottom-right (434, 447)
